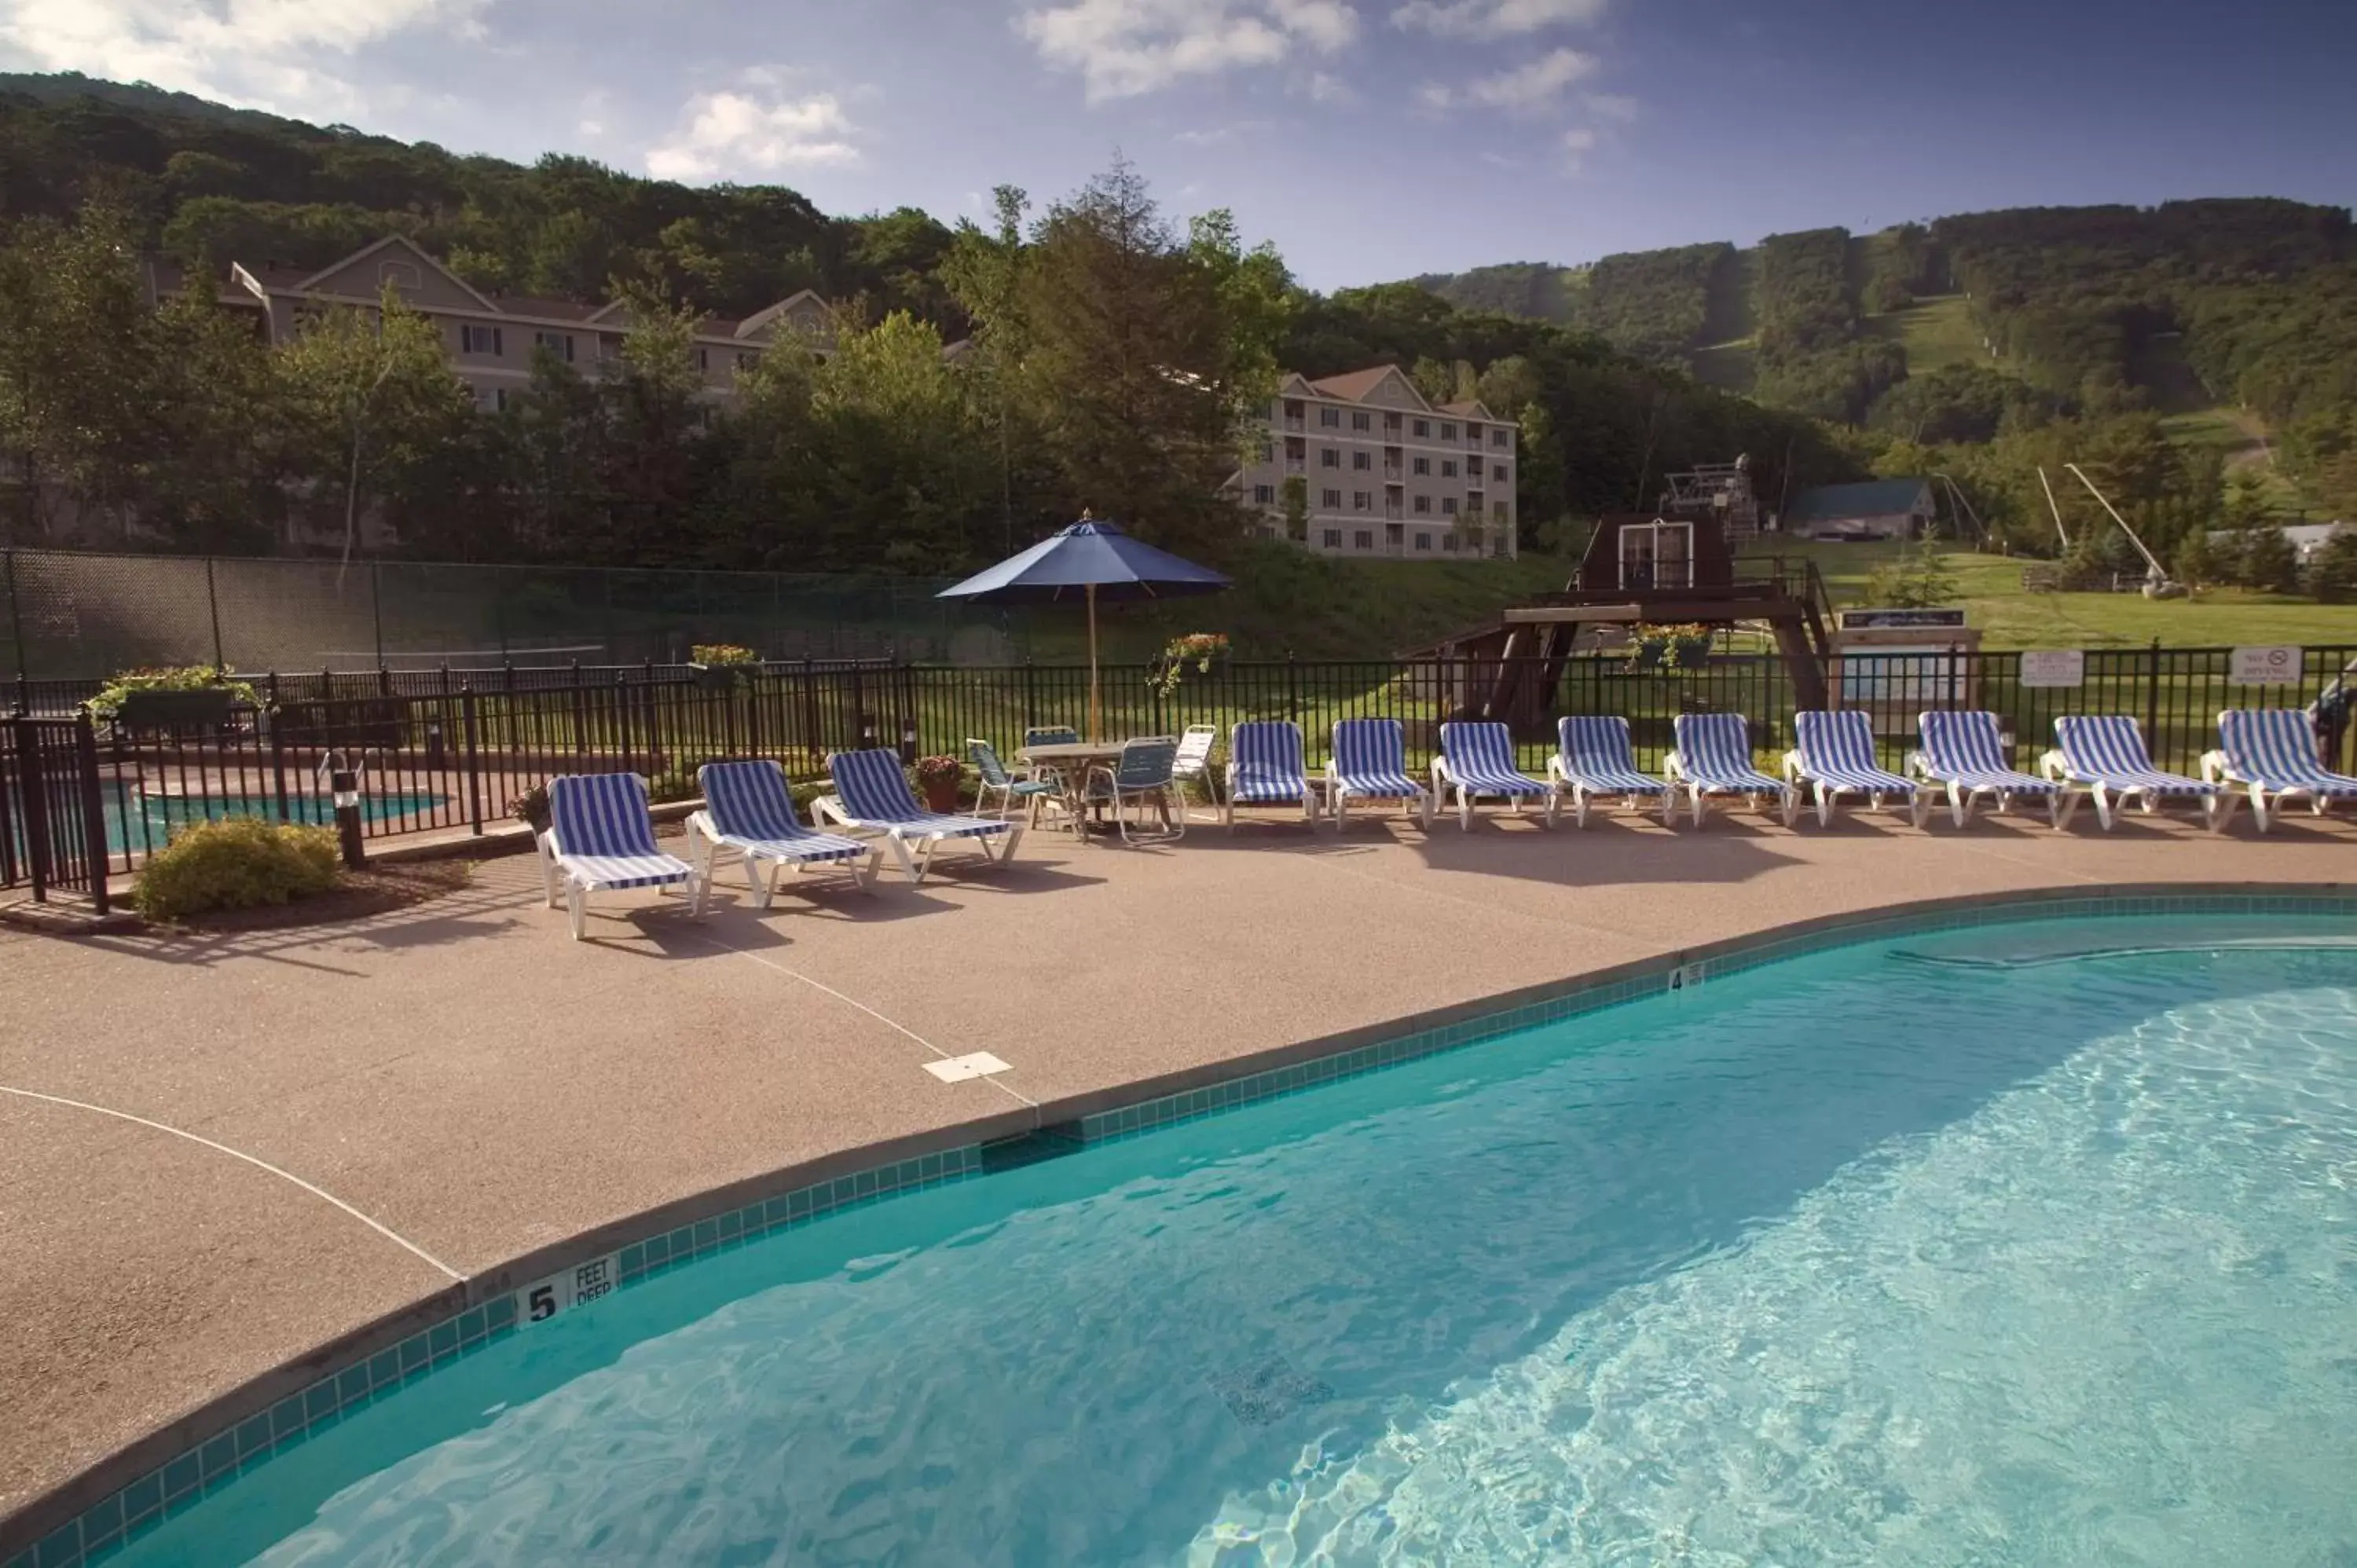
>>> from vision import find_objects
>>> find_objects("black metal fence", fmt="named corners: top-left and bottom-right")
top-left (7, 646), bottom-right (2352, 901)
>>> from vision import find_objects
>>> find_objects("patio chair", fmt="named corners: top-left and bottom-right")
top-left (1549, 716), bottom-right (1675, 828)
top-left (1223, 720), bottom-right (1320, 829)
top-left (2202, 709), bottom-right (2357, 831)
top-left (1433, 720), bottom-right (1556, 830)
top-left (1784, 709), bottom-right (1931, 829)
top-left (687, 760), bottom-right (878, 910)
top-left (970, 738), bottom-right (1061, 826)
top-left (537, 771), bottom-right (705, 940)
top-left (1073, 736), bottom-right (1184, 845)
top-left (1021, 726), bottom-right (1079, 784)
top-left (2042, 716), bottom-right (2226, 832)
top-left (811, 748), bottom-right (1024, 883)
top-left (1329, 717), bottom-right (1432, 830)
top-left (1664, 713), bottom-right (1798, 828)
top-left (1910, 710), bottom-right (2063, 829)
top-left (1171, 723), bottom-right (1221, 815)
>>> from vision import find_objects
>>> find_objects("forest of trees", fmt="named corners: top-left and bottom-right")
top-left (0, 76), bottom-right (1853, 573)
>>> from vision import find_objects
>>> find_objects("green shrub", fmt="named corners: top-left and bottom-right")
top-left (134, 818), bottom-right (341, 921)
top-left (86, 665), bottom-right (261, 720)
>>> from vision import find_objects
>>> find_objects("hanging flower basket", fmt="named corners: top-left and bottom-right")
top-left (1625, 624), bottom-right (1713, 674)
top-left (88, 666), bottom-right (261, 731)
top-left (1148, 632), bottom-right (1230, 698)
top-left (690, 643), bottom-right (760, 691)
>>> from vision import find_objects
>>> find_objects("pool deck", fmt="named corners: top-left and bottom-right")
top-left (3, 800), bottom-right (2353, 1543)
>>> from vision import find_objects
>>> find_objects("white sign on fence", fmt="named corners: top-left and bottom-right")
top-left (2018, 650), bottom-right (2085, 688)
top-left (2229, 645), bottom-right (2303, 686)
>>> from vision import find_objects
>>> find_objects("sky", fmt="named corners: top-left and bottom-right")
top-left (3, 0), bottom-right (2353, 289)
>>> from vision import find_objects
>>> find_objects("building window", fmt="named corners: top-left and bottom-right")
top-left (1414, 532), bottom-right (1433, 551)
top-left (1253, 484), bottom-right (1275, 504)
top-left (1319, 406), bottom-right (1340, 427)
top-left (738, 350), bottom-right (761, 371)
top-left (1492, 429), bottom-right (1510, 448)
top-left (1442, 459), bottom-right (1457, 478)
top-left (460, 324), bottom-right (503, 356)
top-left (1351, 450), bottom-right (1371, 471)
top-left (1413, 496), bottom-right (1431, 515)
top-left (1412, 456), bottom-right (1431, 476)
top-left (1464, 423), bottom-right (1482, 441)
top-left (1351, 411), bottom-right (1371, 431)
top-left (1321, 528), bottom-right (1343, 548)
top-left (696, 347), bottom-right (711, 372)
top-left (1442, 496), bottom-right (1458, 515)
top-left (1493, 463), bottom-right (1508, 482)
top-left (1439, 422), bottom-right (1457, 441)
top-left (1413, 419), bottom-right (1431, 438)
top-left (1321, 488), bottom-right (1342, 508)
top-left (1354, 529), bottom-right (1373, 550)
top-left (533, 331), bottom-right (574, 362)
top-left (1443, 530), bottom-right (1460, 551)
top-left (1351, 491), bottom-right (1369, 511)
top-left (1384, 413), bottom-right (1402, 433)
top-left (1492, 501), bottom-right (1508, 518)
top-left (1320, 448), bottom-right (1340, 468)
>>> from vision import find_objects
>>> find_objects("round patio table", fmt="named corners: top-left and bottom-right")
top-left (1016, 741), bottom-right (1170, 835)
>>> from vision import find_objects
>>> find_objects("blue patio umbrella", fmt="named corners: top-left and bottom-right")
top-left (938, 511), bottom-right (1231, 740)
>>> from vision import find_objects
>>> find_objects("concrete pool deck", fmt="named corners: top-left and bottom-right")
top-left (2, 802), bottom-right (2353, 1544)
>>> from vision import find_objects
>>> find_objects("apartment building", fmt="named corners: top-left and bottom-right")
top-left (203, 234), bottom-right (837, 411)
top-left (1230, 364), bottom-right (1517, 561)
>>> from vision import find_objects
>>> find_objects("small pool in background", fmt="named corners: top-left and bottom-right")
top-left (99, 791), bottom-right (449, 855)
top-left (112, 914), bottom-right (2357, 1566)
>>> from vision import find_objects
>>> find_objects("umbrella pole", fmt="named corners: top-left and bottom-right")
top-left (1087, 582), bottom-right (1100, 743)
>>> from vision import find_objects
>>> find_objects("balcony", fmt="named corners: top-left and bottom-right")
top-left (1283, 459), bottom-right (1307, 474)
top-left (1382, 465), bottom-right (1404, 482)
top-left (1281, 416), bottom-right (1304, 433)
top-left (1384, 504), bottom-right (1403, 521)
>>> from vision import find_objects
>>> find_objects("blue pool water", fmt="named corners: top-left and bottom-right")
top-left (99, 792), bottom-right (449, 855)
top-left (117, 915), bottom-right (2357, 1566)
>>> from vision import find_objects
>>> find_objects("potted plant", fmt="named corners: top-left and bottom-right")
top-left (509, 783), bottom-right (552, 835)
top-left (1625, 623), bottom-right (1714, 674)
top-left (1148, 632), bottom-right (1230, 698)
top-left (689, 643), bottom-right (761, 691)
top-left (86, 665), bottom-right (262, 731)
top-left (914, 754), bottom-right (965, 813)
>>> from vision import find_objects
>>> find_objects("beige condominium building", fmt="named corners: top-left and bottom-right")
top-left (1230, 364), bottom-right (1517, 560)
top-left (182, 234), bottom-right (838, 411)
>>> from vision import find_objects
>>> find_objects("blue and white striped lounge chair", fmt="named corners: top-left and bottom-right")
top-left (2043, 715), bottom-right (2225, 832)
top-left (1223, 720), bottom-right (1319, 829)
top-left (2203, 709), bottom-right (2357, 831)
top-left (1785, 709), bottom-right (1930, 829)
top-left (688, 760), bottom-right (879, 909)
top-left (1329, 717), bottom-right (1432, 830)
top-left (1665, 713), bottom-right (1798, 827)
top-left (1911, 709), bottom-right (2062, 829)
top-left (1548, 716), bottom-right (1675, 828)
top-left (811, 748), bottom-right (1023, 883)
top-left (1433, 720), bottom-right (1556, 830)
top-left (537, 771), bottom-right (705, 940)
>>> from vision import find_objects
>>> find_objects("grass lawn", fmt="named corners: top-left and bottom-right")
top-left (1862, 293), bottom-right (1996, 375)
top-left (1749, 538), bottom-right (2352, 650)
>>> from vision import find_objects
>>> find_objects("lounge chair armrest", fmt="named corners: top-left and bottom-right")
top-left (2198, 748), bottom-right (2229, 784)
top-left (1904, 749), bottom-right (1927, 779)
top-left (1780, 749), bottom-right (1803, 782)
top-left (1662, 749), bottom-right (1686, 781)
top-left (2036, 749), bottom-right (2069, 782)
top-left (1547, 755), bottom-right (1567, 782)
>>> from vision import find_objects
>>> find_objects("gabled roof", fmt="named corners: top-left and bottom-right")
top-left (733, 288), bottom-right (830, 339)
top-left (288, 233), bottom-right (501, 315)
top-left (1438, 400), bottom-right (1496, 420)
top-left (1304, 364), bottom-right (1429, 408)
top-left (1786, 478), bottom-right (1935, 522)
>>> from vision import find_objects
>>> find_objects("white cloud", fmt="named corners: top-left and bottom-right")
top-left (1560, 124), bottom-right (1596, 170)
top-left (1175, 118), bottom-right (1273, 145)
top-left (1420, 46), bottom-right (1595, 112)
top-left (1584, 90), bottom-right (1638, 121)
top-left (1303, 68), bottom-right (1355, 103)
top-left (645, 90), bottom-right (861, 181)
top-left (0, 0), bottom-right (489, 121)
top-left (1391, 0), bottom-right (1606, 37)
top-left (1017, 0), bottom-right (1360, 103)
top-left (578, 119), bottom-right (604, 137)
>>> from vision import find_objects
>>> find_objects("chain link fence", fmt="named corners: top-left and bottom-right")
top-left (2, 550), bottom-right (1034, 680)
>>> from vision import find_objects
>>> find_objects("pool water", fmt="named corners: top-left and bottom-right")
top-left (119, 915), bottom-right (2357, 1566)
top-left (100, 792), bottom-right (449, 855)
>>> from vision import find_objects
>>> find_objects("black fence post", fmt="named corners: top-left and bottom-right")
top-left (269, 700), bottom-right (290, 825)
top-left (2144, 638), bottom-right (2163, 753)
top-left (461, 684), bottom-right (483, 834)
top-left (75, 713), bottom-right (109, 914)
top-left (4, 548), bottom-right (24, 687)
top-left (16, 716), bottom-right (50, 902)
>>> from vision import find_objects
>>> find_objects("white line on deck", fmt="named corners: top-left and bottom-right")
top-left (0, 1085), bottom-right (464, 1280)
top-left (676, 928), bottom-right (1041, 1110)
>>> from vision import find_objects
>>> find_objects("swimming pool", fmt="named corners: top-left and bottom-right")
top-left (98, 791), bottom-right (449, 855)
top-left (107, 914), bottom-right (2357, 1565)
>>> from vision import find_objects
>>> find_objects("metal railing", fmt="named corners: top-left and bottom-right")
top-left (8, 646), bottom-right (2352, 896)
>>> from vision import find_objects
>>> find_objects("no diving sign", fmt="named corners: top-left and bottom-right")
top-left (2229, 645), bottom-right (2302, 686)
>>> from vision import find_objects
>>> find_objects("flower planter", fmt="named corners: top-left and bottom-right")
top-left (1632, 636), bottom-right (1711, 672)
top-left (113, 687), bottom-right (238, 731)
top-left (691, 664), bottom-right (750, 692)
top-left (921, 779), bottom-right (962, 813)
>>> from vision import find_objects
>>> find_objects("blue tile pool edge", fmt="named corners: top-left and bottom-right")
top-left (8, 881), bottom-right (2352, 1568)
